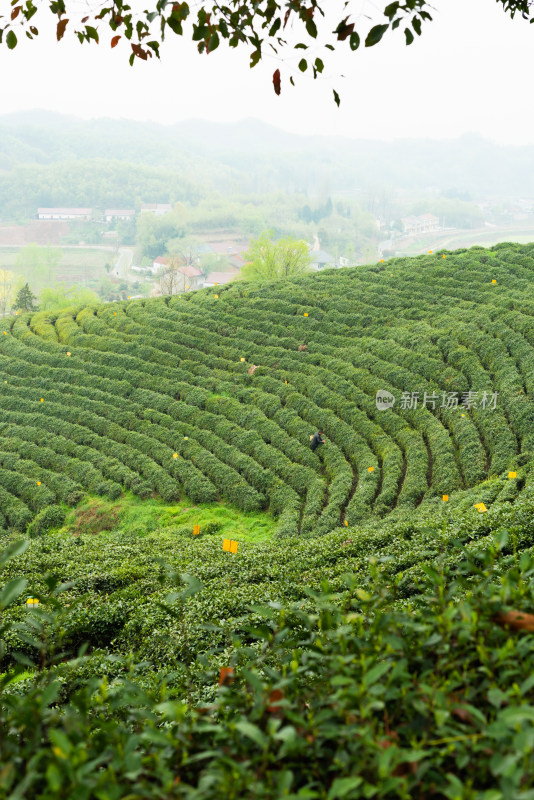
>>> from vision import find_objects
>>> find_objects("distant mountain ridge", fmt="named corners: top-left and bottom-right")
top-left (1, 111), bottom-right (534, 198)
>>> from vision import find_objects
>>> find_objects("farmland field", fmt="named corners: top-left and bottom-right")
top-left (1, 241), bottom-right (534, 798)
top-left (0, 245), bottom-right (113, 290)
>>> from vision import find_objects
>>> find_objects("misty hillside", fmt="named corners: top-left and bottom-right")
top-left (1, 111), bottom-right (534, 199)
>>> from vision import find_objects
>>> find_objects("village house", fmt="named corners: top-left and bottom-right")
top-left (308, 235), bottom-right (336, 270)
top-left (309, 248), bottom-right (336, 270)
top-left (151, 256), bottom-right (169, 274)
top-left (37, 208), bottom-right (92, 220)
top-left (401, 213), bottom-right (440, 235)
top-left (105, 209), bottom-right (135, 221)
top-left (177, 265), bottom-right (203, 290)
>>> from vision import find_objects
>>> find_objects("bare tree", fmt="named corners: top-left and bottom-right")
top-left (159, 258), bottom-right (186, 296)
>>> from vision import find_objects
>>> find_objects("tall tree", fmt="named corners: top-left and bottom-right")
top-left (13, 283), bottom-right (38, 312)
top-left (0, 270), bottom-right (15, 318)
top-left (242, 231), bottom-right (312, 282)
top-left (1, 2), bottom-right (531, 104)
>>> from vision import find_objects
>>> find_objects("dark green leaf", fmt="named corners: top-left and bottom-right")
top-left (0, 578), bottom-right (27, 609)
top-left (6, 30), bottom-right (17, 49)
top-left (365, 24), bottom-right (389, 47)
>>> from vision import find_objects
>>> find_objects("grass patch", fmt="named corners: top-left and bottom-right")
top-left (0, 246), bottom-right (111, 291)
top-left (62, 492), bottom-right (277, 544)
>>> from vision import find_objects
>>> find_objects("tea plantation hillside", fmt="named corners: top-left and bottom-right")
top-left (2, 242), bottom-right (534, 799)
top-left (0, 242), bottom-right (533, 537)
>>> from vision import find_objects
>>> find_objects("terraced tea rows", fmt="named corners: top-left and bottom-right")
top-left (0, 242), bottom-right (533, 536)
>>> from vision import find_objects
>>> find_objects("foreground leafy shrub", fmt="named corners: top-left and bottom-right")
top-left (3, 533), bottom-right (534, 798)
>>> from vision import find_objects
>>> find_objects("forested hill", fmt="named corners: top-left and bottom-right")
top-left (2, 111), bottom-right (534, 198)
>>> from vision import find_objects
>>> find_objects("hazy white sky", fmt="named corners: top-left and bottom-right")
top-left (1, 0), bottom-right (533, 144)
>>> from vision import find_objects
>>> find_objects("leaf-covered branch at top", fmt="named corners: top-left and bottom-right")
top-left (0, 0), bottom-right (532, 101)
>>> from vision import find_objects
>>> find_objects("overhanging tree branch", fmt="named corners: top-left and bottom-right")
top-left (0, 1), bottom-right (532, 104)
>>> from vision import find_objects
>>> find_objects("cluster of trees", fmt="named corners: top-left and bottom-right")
top-left (242, 231), bottom-right (312, 281)
top-left (135, 194), bottom-right (379, 266)
top-left (298, 197), bottom-right (333, 224)
top-left (0, 160), bottom-right (199, 221)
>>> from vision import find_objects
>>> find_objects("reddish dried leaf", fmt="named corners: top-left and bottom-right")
top-left (495, 610), bottom-right (534, 632)
top-left (219, 666), bottom-right (234, 686)
top-left (267, 688), bottom-right (284, 712)
top-left (131, 43), bottom-right (148, 60)
top-left (111, 35), bottom-right (121, 48)
top-left (56, 18), bottom-right (69, 41)
top-left (298, 344), bottom-right (307, 351)
top-left (11, 6), bottom-right (20, 20)
top-left (272, 68), bottom-right (281, 96)
top-left (451, 706), bottom-right (474, 724)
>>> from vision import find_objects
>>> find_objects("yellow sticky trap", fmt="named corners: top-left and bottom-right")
top-left (128, 295), bottom-right (130, 299)
top-left (40, 398), bottom-right (44, 403)
top-left (474, 502), bottom-right (488, 513)
top-left (26, 598), bottom-right (39, 606)
top-left (429, 250), bottom-right (433, 254)
top-left (344, 520), bottom-right (349, 526)
top-left (36, 481), bottom-right (41, 486)
top-left (492, 279), bottom-right (497, 284)
top-left (214, 282), bottom-right (218, 286)
top-left (66, 352), bottom-right (71, 356)
top-left (368, 466), bottom-right (374, 473)
top-left (380, 259), bottom-right (384, 263)
top-left (114, 312), bottom-right (117, 315)
top-left (185, 284), bottom-right (189, 289)
top-left (442, 494), bottom-right (448, 502)
top-left (461, 413), bottom-right (466, 417)
top-left (240, 357), bottom-right (245, 362)
top-left (442, 255), bottom-right (446, 259)
top-left (184, 436), bottom-right (188, 440)
top-left (285, 380), bottom-right (288, 385)
top-left (230, 540), bottom-right (238, 553)
top-left (193, 524), bottom-right (200, 536)
top-left (3, 331), bottom-right (6, 335)
top-left (508, 471), bottom-right (517, 479)
top-left (223, 539), bottom-right (238, 553)
top-left (304, 312), bottom-right (309, 317)
top-left (214, 294), bottom-right (219, 299)
top-left (172, 452), bottom-right (178, 459)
